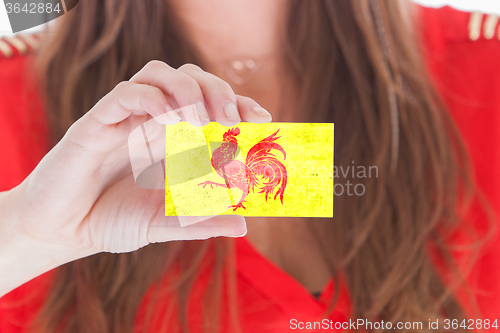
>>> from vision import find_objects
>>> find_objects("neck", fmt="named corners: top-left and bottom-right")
top-left (169, 0), bottom-right (288, 63)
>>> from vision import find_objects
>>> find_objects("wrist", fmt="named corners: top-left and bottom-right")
top-left (0, 190), bottom-right (78, 297)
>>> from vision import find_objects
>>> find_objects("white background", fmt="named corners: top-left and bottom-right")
top-left (1, 0), bottom-right (500, 36)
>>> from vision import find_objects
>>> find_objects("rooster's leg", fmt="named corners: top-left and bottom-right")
top-left (198, 181), bottom-right (228, 189)
top-left (229, 192), bottom-right (249, 211)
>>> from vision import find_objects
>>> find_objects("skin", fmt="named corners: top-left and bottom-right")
top-left (0, 0), bottom-right (330, 298)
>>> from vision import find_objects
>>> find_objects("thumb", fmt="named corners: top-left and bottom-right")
top-left (147, 215), bottom-right (247, 243)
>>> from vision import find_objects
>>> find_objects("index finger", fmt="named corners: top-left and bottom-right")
top-left (65, 81), bottom-right (175, 153)
top-left (131, 61), bottom-right (211, 126)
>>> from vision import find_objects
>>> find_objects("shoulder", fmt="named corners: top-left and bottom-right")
top-left (417, 4), bottom-right (500, 42)
top-left (0, 33), bottom-right (40, 58)
top-left (415, 5), bottom-right (500, 111)
top-left (416, 5), bottom-right (500, 126)
top-left (417, 5), bottom-right (500, 230)
top-left (416, 5), bottom-right (500, 102)
top-left (417, 5), bottom-right (500, 72)
top-left (0, 33), bottom-right (48, 191)
top-left (0, 33), bottom-right (41, 84)
top-left (0, 33), bottom-right (41, 91)
top-left (0, 32), bottom-right (43, 101)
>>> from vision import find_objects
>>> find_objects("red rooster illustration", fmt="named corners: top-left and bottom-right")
top-left (198, 127), bottom-right (287, 211)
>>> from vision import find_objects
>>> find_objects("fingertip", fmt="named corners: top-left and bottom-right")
top-left (195, 101), bottom-right (211, 124)
top-left (167, 111), bottom-right (181, 122)
top-left (153, 113), bottom-right (170, 125)
top-left (251, 106), bottom-right (273, 123)
top-left (252, 106), bottom-right (272, 118)
top-left (181, 102), bottom-right (210, 126)
top-left (223, 102), bottom-right (241, 123)
top-left (224, 215), bottom-right (247, 238)
top-left (236, 96), bottom-right (273, 124)
top-left (228, 225), bottom-right (247, 238)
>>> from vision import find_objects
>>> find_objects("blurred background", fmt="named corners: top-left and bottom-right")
top-left (1, 0), bottom-right (500, 36)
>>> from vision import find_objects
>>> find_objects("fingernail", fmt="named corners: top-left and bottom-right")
top-left (167, 111), bottom-right (181, 121)
top-left (195, 101), bottom-right (210, 123)
top-left (164, 104), bottom-right (174, 112)
top-left (252, 106), bottom-right (272, 120)
top-left (227, 227), bottom-right (247, 238)
top-left (224, 102), bottom-right (241, 122)
top-left (154, 114), bottom-right (169, 125)
top-left (238, 227), bottom-right (248, 237)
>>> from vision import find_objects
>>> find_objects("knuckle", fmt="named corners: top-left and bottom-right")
top-left (145, 59), bottom-right (163, 68)
top-left (176, 75), bottom-right (199, 91)
top-left (142, 84), bottom-right (160, 97)
top-left (179, 63), bottom-right (202, 72)
top-left (114, 80), bottom-right (132, 92)
top-left (214, 80), bottom-right (233, 94)
top-left (141, 86), bottom-right (164, 104)
top-left (144, 60), bottom-right (169, 72)
top-left (237, 95), bottom-right (257, 106)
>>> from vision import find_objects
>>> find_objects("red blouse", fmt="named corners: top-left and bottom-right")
top-left (1, 5), bottom-right (500, 332)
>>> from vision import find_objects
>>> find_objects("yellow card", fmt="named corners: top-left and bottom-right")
top-left (165, 122), bottom-right (334, 219)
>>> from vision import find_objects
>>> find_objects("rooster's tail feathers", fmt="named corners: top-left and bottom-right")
top-left (246, 129), bottom-right (286, 166)
top-left (245, 129), bottom-right (287, 203)
top-left (253, 159), bottom-right (287, 204)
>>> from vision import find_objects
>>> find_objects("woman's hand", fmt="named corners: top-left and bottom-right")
top-left (0, 61), bottom-right (271, 296)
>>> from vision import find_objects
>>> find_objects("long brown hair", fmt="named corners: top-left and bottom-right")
top-left (33, 0), bottom-right (485, 332)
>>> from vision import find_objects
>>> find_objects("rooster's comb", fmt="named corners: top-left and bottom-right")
top-left (225, 127), bottom-right (240, 137)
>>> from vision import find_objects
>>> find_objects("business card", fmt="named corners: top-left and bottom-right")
top-left (165, 122), bottom-right (334, 222)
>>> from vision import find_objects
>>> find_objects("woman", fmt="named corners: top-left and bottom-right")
top-left (0, 0), bottom-right (499, 332)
